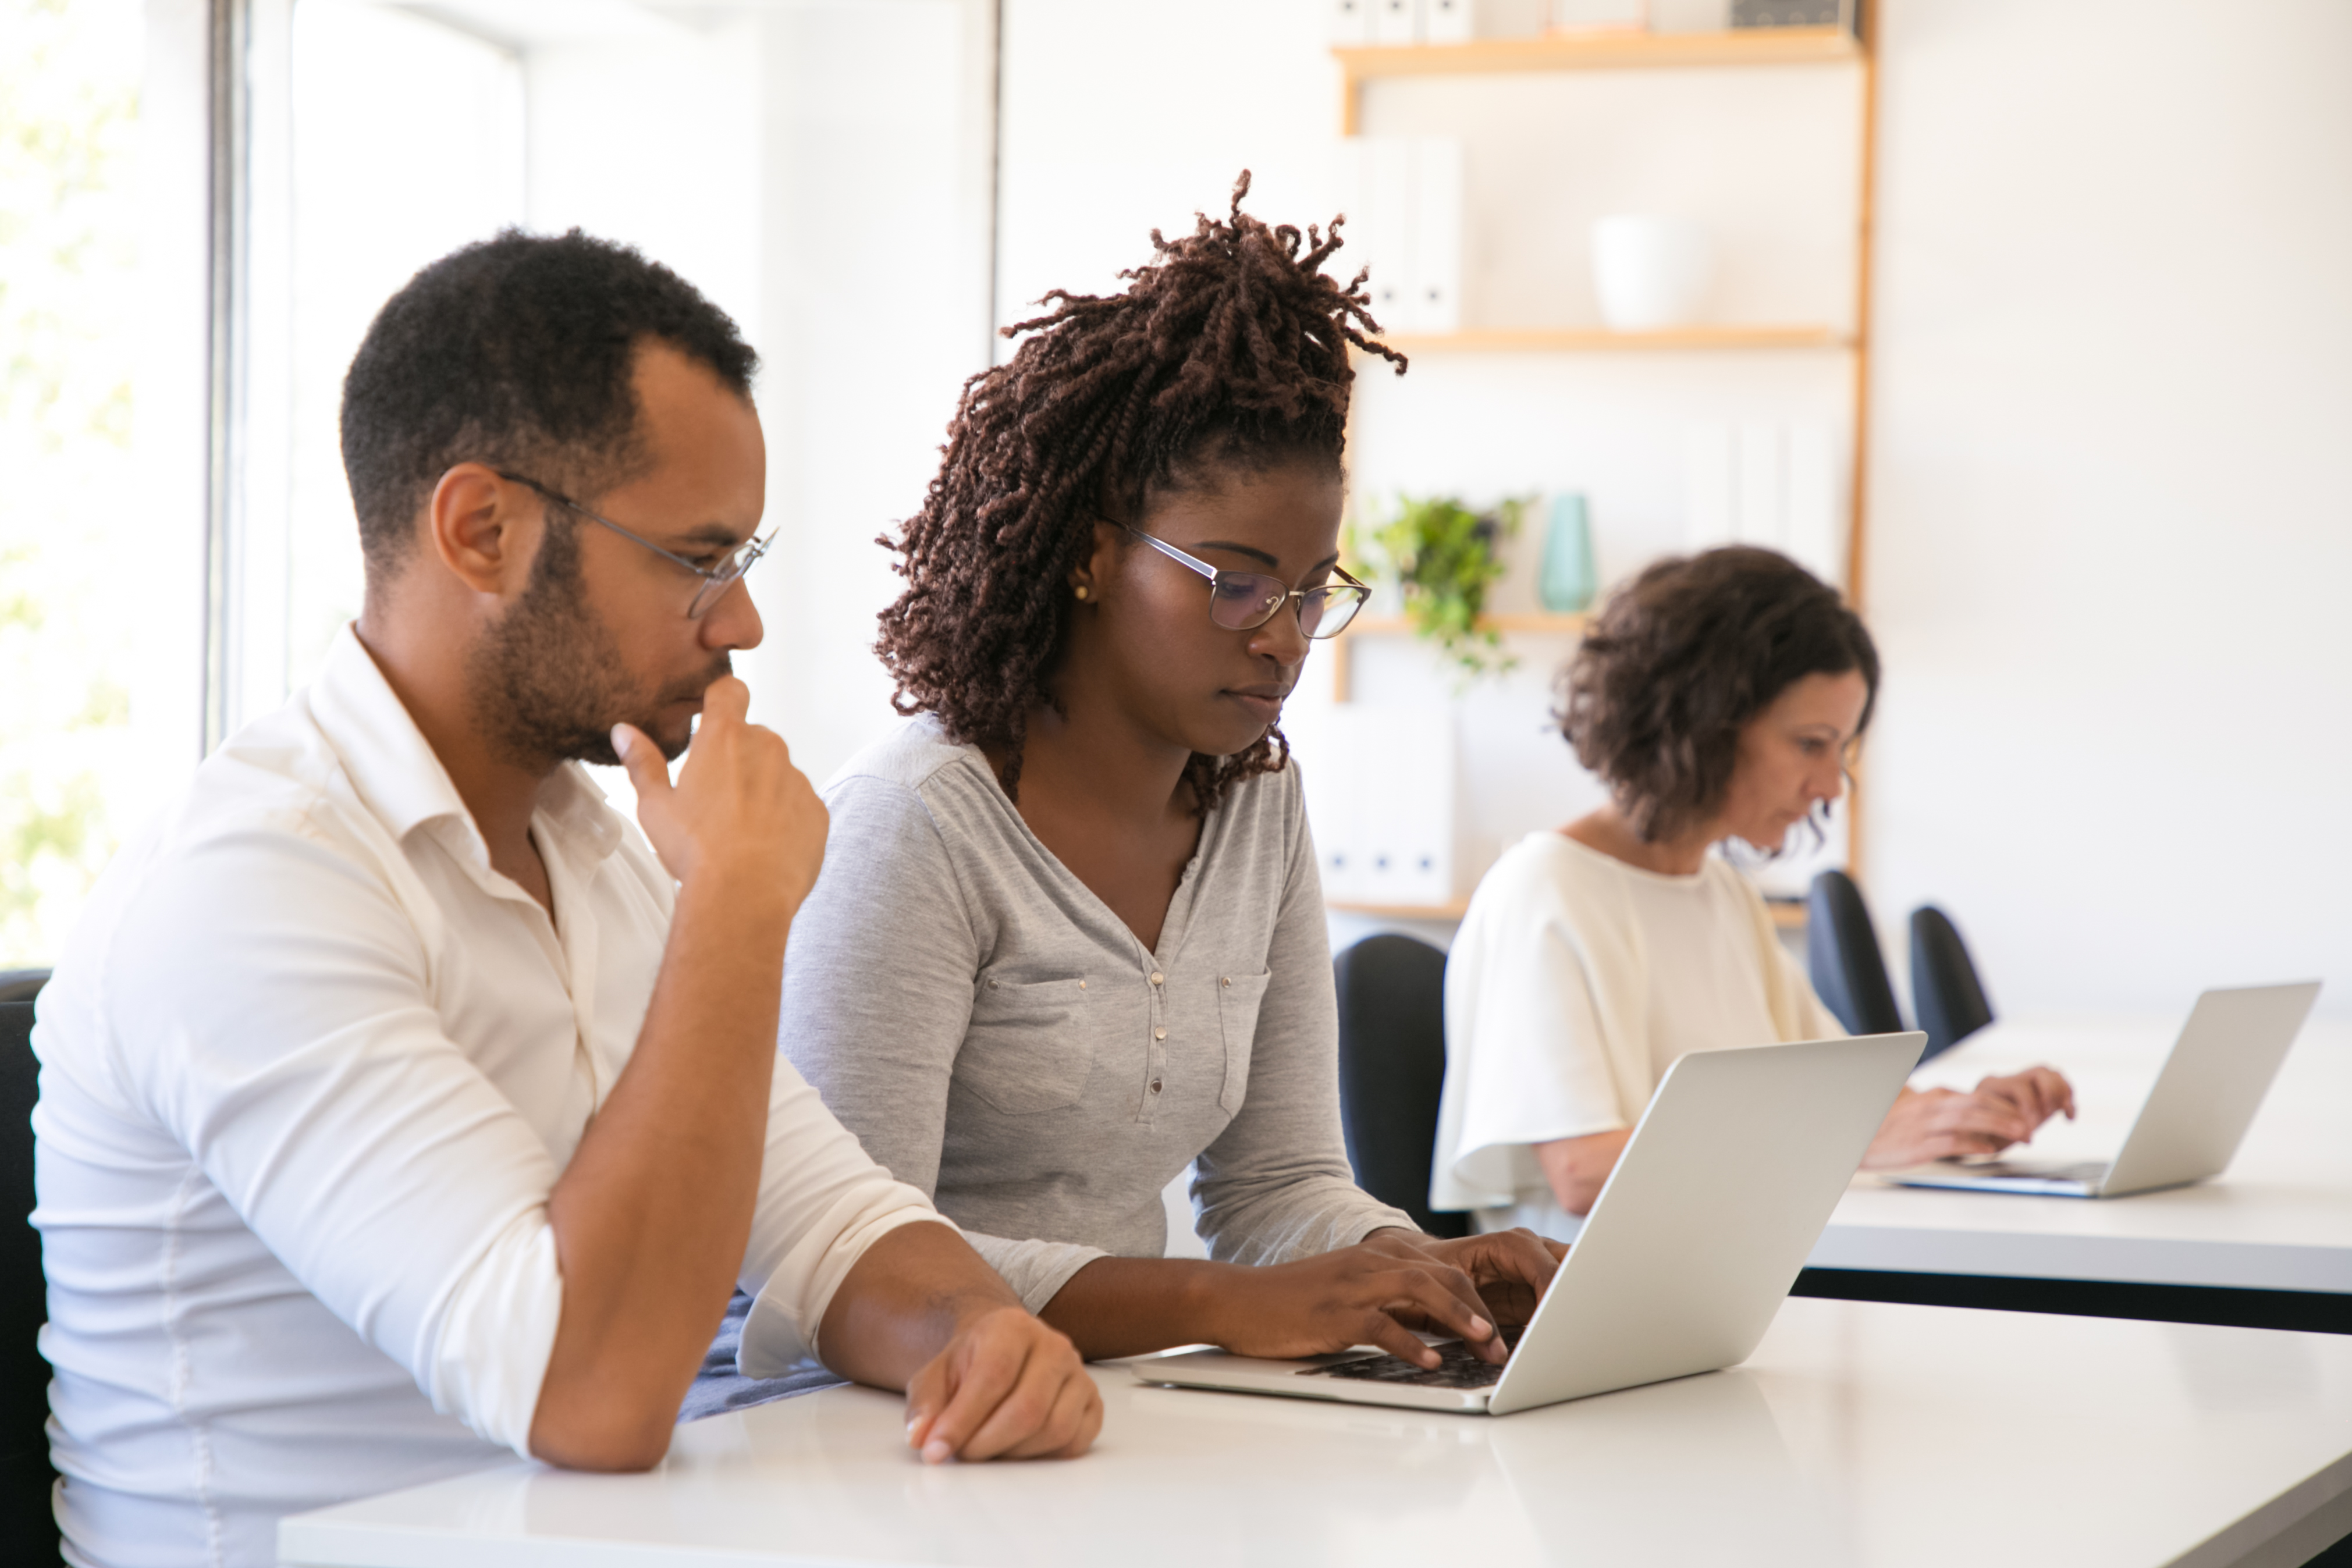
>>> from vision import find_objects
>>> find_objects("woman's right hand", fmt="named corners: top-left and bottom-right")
top-left (1192, 1243), bottom-right (1507, 1371)
top-left (1860, 1067), bottom-right (2076, 1168)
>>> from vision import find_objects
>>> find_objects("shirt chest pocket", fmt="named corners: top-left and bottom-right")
top-left (1216, 970), bottom-right (1273, 1117)
top-left (959, 976), bottom-right (1100, 1115)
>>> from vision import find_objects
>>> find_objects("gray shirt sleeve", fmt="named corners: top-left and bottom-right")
top-left (779, 773), bottom-right (1108, 1310)
top-left (1192, 775), bottom-right (1417, 1263)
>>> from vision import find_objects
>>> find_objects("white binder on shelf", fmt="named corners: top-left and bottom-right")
top-left (1735, 422), bottom-right (1786, 549)
top-left (1784, 421), bottom-right (1845, 588)
top-left (1334, 136), bottom-right (1465, 335)
top-left (1411, 138), bottom-right (1463, 335)
top-left (1426, 0), bottom-right (1549, 41)
top-left (1683, 422), bottom-right (1737, 551)
top-left (1331, 0), bottom-right (1376, 45)
top-left (1551, 0), bottom-right (1649, 29)
top-left (1371, 0), bottom-right (1422, 45)
top-left (1294, 705), bottom-right (1458, 909)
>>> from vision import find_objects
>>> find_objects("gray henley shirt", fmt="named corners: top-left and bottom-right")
top-left (778, 717), bottom-right (1413, 1311)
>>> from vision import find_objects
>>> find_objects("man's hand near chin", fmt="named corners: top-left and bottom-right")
top-left (817, 1221), bottom-right (1101, 1463)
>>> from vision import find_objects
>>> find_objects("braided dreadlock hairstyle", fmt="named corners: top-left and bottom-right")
top-left (876, 172), bottom-right (1406, 808)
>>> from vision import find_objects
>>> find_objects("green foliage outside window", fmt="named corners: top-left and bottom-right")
top-left (1, 0), bottom-right (145, 962)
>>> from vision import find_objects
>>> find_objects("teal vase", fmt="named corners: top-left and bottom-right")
top-left (1539, 493), bottom-right (1597, 613)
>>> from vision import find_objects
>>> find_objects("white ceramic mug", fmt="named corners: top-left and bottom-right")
top-left (1590, 215), bottom-right (1713, 331)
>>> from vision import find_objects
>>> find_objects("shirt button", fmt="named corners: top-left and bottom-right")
top-left (1154, 1027), bottom-right (1167, 1040)
top-left (1078, 979), bottom-right (1086, 989)
top-left (1150, 971), bottom-right (1164, 985)
top-left (1221, 976), bottom-right (1231, 988)
top-left (1150, 1079), bottom-right (1163, 1093)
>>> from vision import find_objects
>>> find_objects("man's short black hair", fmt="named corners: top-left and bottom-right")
top-left (339, 228), bottom-right (758, 584)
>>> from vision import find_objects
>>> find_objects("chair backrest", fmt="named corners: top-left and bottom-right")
top-left (0, 1001), bottom-right (56, 1560)
top-left (1805, 870), bottom-right (1905, 1038)
top-left (1909, 905), bottom-right (1994, 1064)
top-left (1333, 934), bottom-right (1469, 1239)
top-left (0, 971), bottom-right (48, 1005)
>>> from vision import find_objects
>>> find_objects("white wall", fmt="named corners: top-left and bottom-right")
top-left (741, 0), bottom-right (997, 785)
top-left (1862, 0), bottom-right (2352, 1017)
top-left (996, 0), bottom-right (2352, 1019)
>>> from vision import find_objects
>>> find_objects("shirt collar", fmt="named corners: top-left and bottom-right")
top-left (307, 624), bottom-right (628, 871)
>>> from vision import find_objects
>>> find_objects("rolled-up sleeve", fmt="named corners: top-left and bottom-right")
top-left (112, 812), bottom-right (571, 1459)
top-left (733, 1053), bottom-right (953, 1378)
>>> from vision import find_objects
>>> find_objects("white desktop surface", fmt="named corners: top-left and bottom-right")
top-left (280, 1297), bottom-right (2352, 1568)
top-left (1813, 1015), bottom-right (2352, 1292)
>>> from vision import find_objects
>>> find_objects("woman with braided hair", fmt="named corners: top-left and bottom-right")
top-left (779, 176), bottom-right (1562, 1371)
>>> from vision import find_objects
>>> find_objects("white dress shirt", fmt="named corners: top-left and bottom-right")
top-left (33, 625), bottom-right (945, 1568)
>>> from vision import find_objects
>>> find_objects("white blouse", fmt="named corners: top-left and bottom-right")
top-left (1430, 831), bottom-right (1843, 1240)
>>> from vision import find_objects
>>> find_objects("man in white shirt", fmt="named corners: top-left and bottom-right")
top-left (31, 230), bottom-right (1099, 1568)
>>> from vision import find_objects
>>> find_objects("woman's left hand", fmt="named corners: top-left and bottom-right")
top-left (1860, 1065), bottom-right (2077, 1168)
top-left (1970, 1065), bottom-right (2076, 1132)
top-left (1360, 1227), bottom-right (1566, 1337)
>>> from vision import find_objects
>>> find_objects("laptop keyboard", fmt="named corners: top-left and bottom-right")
top-left (1298, 1325), bottom-right (1524, 1391)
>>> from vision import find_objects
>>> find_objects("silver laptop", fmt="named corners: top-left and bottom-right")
top-left (1131, 1032), bottom-right (1923, 1416)
top-left (1882, 980), bottom-right (2321, 1199)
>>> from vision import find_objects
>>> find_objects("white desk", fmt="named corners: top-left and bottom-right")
top-left (1809, 1016), bottom-right (2352, 1300)
top-left (281, 1297), bottom-right (2352, 1568)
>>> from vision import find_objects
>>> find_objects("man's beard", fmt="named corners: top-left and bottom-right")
top-left (468, 522), bottom-right (731, 769)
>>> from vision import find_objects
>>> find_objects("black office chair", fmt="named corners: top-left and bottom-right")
top-left (0, 971), bottom-right (47, 1005)
top-left (1333, 934), bottom-right (1470, 1239)
top-left (0, 1000), bottom-right (57, 1561)
top-left (1806, 870), bottom-right (1905, 1039)
top-left (1910, 906), bottom-right (1994, 1064)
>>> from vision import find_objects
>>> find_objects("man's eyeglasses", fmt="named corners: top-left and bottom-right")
top-left (1120, 526), bottom-right (1370, 639)
top-left (494, 469), bottom-right (772, 620)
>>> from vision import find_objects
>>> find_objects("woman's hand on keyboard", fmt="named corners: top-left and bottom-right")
top-left (1193, 1241), bottom-right (1508, 1371)
top-left (1360, 1228), bottom-right (1566, 1348)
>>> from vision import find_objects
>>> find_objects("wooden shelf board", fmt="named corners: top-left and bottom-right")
top-left (1337, 27), bottom-right (1860, 83)
top-left (1381, 326), bottom-right (1851, 353)
top-left (1331, 897), bottom-right (1807, 926)
top-left (1327, 898), bottom-right (1473, 921)
top-left (1344, 612), bottom-right (1589, 636)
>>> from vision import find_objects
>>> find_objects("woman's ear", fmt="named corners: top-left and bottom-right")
top-left (1071, 518), bottom-right (1124, 604)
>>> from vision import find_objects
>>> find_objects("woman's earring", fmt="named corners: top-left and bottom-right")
top-left (1074, 585), bottom-right (1089, 601)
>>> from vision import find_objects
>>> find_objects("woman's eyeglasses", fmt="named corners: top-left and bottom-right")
top-left (495, 469), bottom-right (772, 619)
top-left (1120, 526), bottom-right (1370, 639)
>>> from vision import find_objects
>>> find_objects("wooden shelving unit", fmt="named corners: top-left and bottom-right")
top-left (1384, 325), bottom-right (1849, 354)
top-left (1328, 13), bottom-right (1879, 918)
top-left (1336, 27), bottom-right (1862, 133)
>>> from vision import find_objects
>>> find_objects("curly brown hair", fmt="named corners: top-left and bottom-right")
top-left (1559, 546), bottom-right (1880, 844)
top-left (875, 172), bottom-right (1405, 806)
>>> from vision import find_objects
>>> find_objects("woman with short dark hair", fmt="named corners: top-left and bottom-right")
top-left (1432, 546), bottom-right (2072, 1235)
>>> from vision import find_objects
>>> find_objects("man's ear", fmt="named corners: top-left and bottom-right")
top-left (427, 464), bottom-right (539, 600)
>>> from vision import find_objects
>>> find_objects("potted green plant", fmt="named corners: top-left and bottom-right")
top-left (1360, 493), bottom-right (1527, 678)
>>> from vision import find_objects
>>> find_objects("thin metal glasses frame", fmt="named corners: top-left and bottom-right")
top-left (495, 468), bottom-right (773, 618)
top-left (1120, 525), bottom-right (1370, 639)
